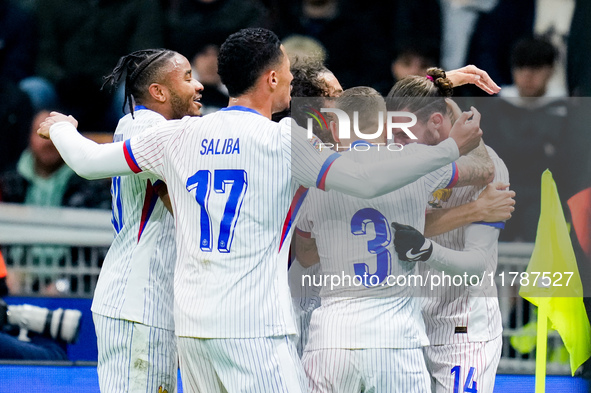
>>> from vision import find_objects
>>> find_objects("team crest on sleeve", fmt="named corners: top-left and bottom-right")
top-left (307, 135), bottom-right (324, 152)
top-left (429, 188), bottom-right (453, 208)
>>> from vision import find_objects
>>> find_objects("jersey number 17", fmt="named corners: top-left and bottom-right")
top-left (186, 169), bottom-right (248, 253)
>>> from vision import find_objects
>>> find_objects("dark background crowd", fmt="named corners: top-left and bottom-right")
top-left (1, 0), bottom-right (591, 245)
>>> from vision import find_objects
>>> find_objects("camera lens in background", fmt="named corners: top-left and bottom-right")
top-left (7, 304), bottom-right (82, 343)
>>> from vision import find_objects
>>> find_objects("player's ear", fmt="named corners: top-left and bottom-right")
top-left (267, 70), bottom-right (278, 90)
top-left (429, 112), bottom-right (444, 130)
top-left (149, 83), bottom-right (167, 103)
top-left (330, 120), bottom-right (340, 143)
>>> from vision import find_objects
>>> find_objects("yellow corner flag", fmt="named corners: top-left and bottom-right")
top-left (519, 170), bottom-right (591, 378)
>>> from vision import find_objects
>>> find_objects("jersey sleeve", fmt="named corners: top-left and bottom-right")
top-left (126, 118), bottom-right (186, 180)
top-left (427, 224), bottom-right (500, 276)
top-left (424, 162), bottom-right (458, 193)
top-left (281, 118), bottom-right (341, 190)
top-left (324, 138), bottom-right (460, 199)
top-left (49, 121), bottom-right (133, 179)
top-left (295, 195), bottom-right (314, 238)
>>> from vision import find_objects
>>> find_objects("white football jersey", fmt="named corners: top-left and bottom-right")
top-left (124, 107), bottom-right (339, 338)
top-left (420, 146), bottom-right (508, 344)
top-left (91, 108), bottom-right (176, 330)
top-left (297, 142), bottom-right (457, 350)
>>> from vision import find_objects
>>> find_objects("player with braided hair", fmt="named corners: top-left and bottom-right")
top-left (92, 48), bottom-right (203, 393)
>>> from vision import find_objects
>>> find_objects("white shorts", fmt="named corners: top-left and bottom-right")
top-left (93, 313), bottom-right (178, 393)
top-left (302, 348), bottom-right (431, 393)
top-left (177, 335), bottom-right (307, 393)
top-left (424, 335), bottom-right (502, 393)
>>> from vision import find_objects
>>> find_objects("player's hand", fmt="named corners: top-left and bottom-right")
top-left (391, 222), bottom-right (433, 262)
top-left (37, 111), bottom-right (78, 140)
top-left (476, 182), bottom-right (516, 222)
top-left (448, 106), bottom-right (482, 156)
top-left (446, 65), bottom-right (501, 95)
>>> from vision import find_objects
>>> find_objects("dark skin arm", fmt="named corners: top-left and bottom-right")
top-left (156, 184), bottom-right (173, 215)
top-left (294, 232), bottom-right (320, 268)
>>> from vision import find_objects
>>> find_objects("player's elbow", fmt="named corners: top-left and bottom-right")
top-left (464, 249), bottom-right (488, 277)
top-left (482, 167), bottom-right (495, 186)
top-left (68, 162), bottom-right (106, 180)
top-left (342, 171), bottom-right (384, 199)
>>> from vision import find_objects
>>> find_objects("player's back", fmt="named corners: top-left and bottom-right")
top-left (420, 146), bottom-right (508, 344)
top-left (148, 108), bottom-right (313, 338)
top-left (92, 109), bottom-right (176, 330)
top-left (300, 142), bottom-right (454, 350)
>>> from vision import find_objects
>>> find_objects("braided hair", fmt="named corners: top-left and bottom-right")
top-left (102, 49), bottom-right (177, 117)
top-left (386, 67), bottom-right (453, 123)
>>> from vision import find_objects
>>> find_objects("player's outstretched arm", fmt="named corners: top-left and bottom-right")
top-left (424, 182), bottom-right (515, 238)
top-left (446, 65), bottom-right (501, 95)
top-left (392, 222), bottom-right (498, 277)
top-left (38, 113), bottom-right (133, 179)
top-left (323, 109), bottom-right (482, 199)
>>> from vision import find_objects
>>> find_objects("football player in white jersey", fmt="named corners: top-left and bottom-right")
top-left (279, 56), bottom-right (344, 357)
top-left (38, 28), bottom-right (497, 393)
top-left (294, 86), bottom-right (503, 392)
top-left (92, 49), bottom-right (203, 393)
top-left (388, 69), bottom-right (512, 393)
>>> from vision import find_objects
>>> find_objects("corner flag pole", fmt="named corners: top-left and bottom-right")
top-left (535, 304), bottom-right (548, 393)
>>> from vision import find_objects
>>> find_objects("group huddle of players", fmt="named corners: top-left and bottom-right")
top-left (37, 27), bottom-right (514, 393)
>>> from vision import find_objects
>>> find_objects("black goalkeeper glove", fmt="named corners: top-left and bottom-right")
top-left (391, 222), bottom-right (433, 262)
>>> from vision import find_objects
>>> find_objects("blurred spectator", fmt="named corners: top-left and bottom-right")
top-left (439, 0), bottom-right (498, 72)
top-left (271, 0), bottom-right (389, 90)
top-left (191, 44), bottom-right (228, 114)
top-left (567, 0), bottom-right (591, 96)
top-left (390, 0), bottom-right (440, 71)
top-left (0, 0), bottom-right (37, 84)
top-left (483, 37), bottom-right (568, 241)
top-left (375, 48), bottom-right (438, 96)
top-left (391, 50), bottom-right (436, 84)
top-left (0, 79), bottom-right (34, 173)
top-left (282, 34), bottom-right (327, 63)
top-left (0, 109), bottom-right (111, 209)
top-left (501, 36), bottom-right (561, 99)
top-left (442, 0), bottom-right (535, 95)
top-left (34, 0), bottom-right (164, 131)
top-left (533, 0), bottom-right (575, 97)
top-left (165, 0), bottom-right (268, 62)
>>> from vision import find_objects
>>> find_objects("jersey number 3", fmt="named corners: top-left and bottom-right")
top-left (351, 208), bottom-right (392, 286)
top-left (186, 169), bottom-right (248, 253)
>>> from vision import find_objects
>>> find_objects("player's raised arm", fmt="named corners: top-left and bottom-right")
top-left (322, 108), bottom-right (482, 199)
top-left (38, 112), bottom-right (133, 179)
top-left (446, 100), bottom-right (494, 187)
top-left (446, 65), bottom-right (501, 95)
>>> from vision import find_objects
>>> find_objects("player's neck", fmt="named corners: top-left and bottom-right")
top-left (227, 94), bottom-right (272, 119)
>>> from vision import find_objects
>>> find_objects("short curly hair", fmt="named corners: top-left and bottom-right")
top-left (218, 28), bottom-right (283, 97)
top-left (290, 57), bottom-right (333, 98)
